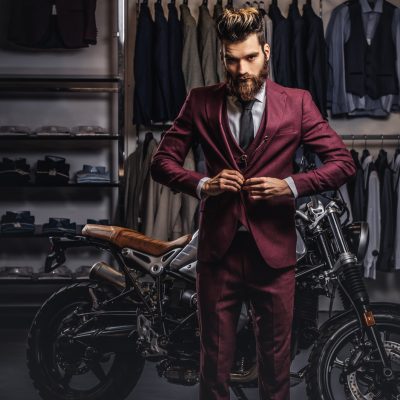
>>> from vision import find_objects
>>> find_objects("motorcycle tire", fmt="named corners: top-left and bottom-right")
top-left (306, 304), bottom-right (400, 400)
top-left (27, 282), bottom-right (145, 400)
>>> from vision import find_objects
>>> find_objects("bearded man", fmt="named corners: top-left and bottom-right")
top-left (151, 7), bottom-right (356, 400)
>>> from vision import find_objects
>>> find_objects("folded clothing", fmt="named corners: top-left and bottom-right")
top-left (0, 266), bottom-right (34, 279)
top-left (37, 265), bottom-right (73, 279)
top-left (35, 155), bottom-right (70, 184)
top-left (76, 165), bottom-right (110, 183)
top-left (34, 125), bottom-right (71, 136)
top-left (0, 125), bottom-right (32, 135)
top-left (0, 158), bottom-right (31, 184)
top-left (71, 125), bottom-right (107, 135)
top-left (42, 217), bottom-right (76, 235)
top-left (0, 211), bottom-right (35, 234)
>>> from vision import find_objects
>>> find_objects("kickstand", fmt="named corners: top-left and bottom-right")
top-left (231, 385), bottom-right (249, 400)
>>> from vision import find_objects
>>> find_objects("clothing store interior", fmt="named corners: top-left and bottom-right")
top-left (0, 0), bottom-right (399, 399)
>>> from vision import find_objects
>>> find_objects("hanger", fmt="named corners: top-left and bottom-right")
top-left (202, 0), bottom-right (208, 5)
top-left (361, 135), bottom-right (370, 162)
top-left (272, 0), bottom-right (278, 5)
top-left (226, 0), bottom-right (234, 8)
top-left (143, 131), bottom-right (154, 158)
top-left (156, 0), bottom-right (161, 4)
top-left (169, 0), bottom-right (175, 4)
top-left (217, 0), bottom-right (223, 5)
top-left (306, 0), bottom-right (312, 5)
top-left (183, 0), bottom-right (189, 5)
top-left (142, 0), bottom-right (148, 5)
top-left (292, 0), bottom-right (298, 5)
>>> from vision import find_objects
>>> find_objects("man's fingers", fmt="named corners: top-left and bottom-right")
top-left (221, 170), bottom-right (245, 184)
top-left (219, 178), bottom-right (241, 191)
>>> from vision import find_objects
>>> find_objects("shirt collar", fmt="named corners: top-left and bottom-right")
top-left (359, 0), bottom-right (383, 14)
top-left (229, 80), bottom-right (266, 106)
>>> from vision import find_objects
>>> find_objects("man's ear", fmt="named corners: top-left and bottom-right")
top-left (263, 43), bottom-right (270, 60)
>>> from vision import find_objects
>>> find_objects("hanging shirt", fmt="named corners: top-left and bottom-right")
top-left (326, 0), bottom-right (400, 117)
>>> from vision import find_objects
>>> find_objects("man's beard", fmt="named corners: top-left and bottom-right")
top-left (225, 55), bottom-right (269, 102)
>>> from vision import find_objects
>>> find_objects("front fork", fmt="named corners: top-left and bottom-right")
top-left (319, 209), bottom-right (396, 387)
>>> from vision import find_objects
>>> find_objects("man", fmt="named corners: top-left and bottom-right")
top-left (151, 8), bottom-right (356, 400)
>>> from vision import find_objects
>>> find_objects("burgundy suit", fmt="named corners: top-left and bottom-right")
top-left (151, 78), bottom-right (356, 399)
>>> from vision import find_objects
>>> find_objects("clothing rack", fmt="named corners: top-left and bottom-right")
top-left (341, 134), bottom-right (400, 141)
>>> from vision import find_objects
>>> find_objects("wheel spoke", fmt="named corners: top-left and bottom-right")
top-left (60, 370), bottom-right (73, 388)
top-left (87, 361), bottom-right (107, 382)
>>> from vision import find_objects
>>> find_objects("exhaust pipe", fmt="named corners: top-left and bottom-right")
top-left (89, 262), bottom-right (126, 289)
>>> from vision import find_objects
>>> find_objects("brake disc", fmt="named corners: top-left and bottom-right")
top-left (346, 341), bottom-right (400, 400)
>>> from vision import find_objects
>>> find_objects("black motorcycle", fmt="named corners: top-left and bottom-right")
top-left (27, 194), bottom-right (400, 400)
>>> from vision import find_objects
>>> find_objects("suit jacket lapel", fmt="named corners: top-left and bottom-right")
top-left (248, 79), bottom-right (287, 169)
top-left (205, 83), bottom-right (238, 169)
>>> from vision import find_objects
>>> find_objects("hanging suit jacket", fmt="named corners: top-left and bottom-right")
top-left (375, 149), bottom-right (395, 272)
top-left (391, 152), bottom-right (400, 271)
top-left (303, 2), bottom-right (328, 118)
top-left (124, 136), bottom-right (158, 230)
top-left (213, 2), bottom-right (225, 83)
top-left (197, 4), bottom-right (219, 86)
top-left (153, 2), bottom-right (171, 122)
top-left (288, 2), bottom-right (307, 89)
top-left (269, 3), bottom-right (293, 88)
top-left (180, 4), bottom-right (204, 91)
top-left (133, 4), bottom-right (154, 126)
top-left (150, 79), bottom-right (356, 269)
top-left (362, 153), bottom-right (380, 279)
top-left (8, 0), bottom-right (97, 49)
top-left (168, 2), bottom-right (187, 120)
top-left (348, 149), bottom-right (365, 222)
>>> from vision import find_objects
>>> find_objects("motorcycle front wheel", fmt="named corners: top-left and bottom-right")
top-left (306, 304), bottom-right (400, 400)
top-left (27, 282), bottom-right (145, 400)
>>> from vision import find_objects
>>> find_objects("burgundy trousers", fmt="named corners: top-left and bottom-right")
top-left (196, 230), bottom-right (295, 400)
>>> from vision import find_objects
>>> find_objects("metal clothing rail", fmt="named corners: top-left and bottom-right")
top-left (341, 134), bottom-right (400, 141)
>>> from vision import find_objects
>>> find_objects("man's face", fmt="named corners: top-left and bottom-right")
top-left (222, 33), bottom-right (270, 102)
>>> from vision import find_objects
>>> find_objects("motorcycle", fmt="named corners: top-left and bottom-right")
top-left (26, 194), bottom-right (400, 400)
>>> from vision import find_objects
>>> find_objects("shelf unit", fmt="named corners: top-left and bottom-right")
top-left (0, 0), bottom-right (128, 310)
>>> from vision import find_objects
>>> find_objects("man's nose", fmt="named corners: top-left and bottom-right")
top-left (238, 61), bottom-right (248, 76)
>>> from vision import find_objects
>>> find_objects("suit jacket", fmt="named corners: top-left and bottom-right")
top-left (150, 79), bottom-right (356, 269)
top-left (197, 4), bottom-right (219, 86)
top-left (180, 4), bottom-right (204, 92)
top-left (168, 2), bottom-right (187, 120)
top-left (133, 4), bottom-right (154, 126)
top-left (152, 2), bottom-right (171, 122)
top-left (269, 3), bottom-right (293, 88)
top-left (8, 0), bottom-right (97, 49)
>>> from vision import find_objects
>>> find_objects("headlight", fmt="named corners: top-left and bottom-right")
top-left (343, 221), bottom-right (369, 262)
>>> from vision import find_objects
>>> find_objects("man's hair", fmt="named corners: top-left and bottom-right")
top-left (215, 7), bottom-right (266, 46)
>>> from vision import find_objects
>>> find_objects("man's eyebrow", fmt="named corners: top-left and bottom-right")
top-left (225, 51), bottom-right (259, 60)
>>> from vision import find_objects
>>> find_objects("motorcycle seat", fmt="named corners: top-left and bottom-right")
top-left (81, 224), bottom-right (192, 257)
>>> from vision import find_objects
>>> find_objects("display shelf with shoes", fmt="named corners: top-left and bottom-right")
top-left (0, 0), bottom-right (127, 302)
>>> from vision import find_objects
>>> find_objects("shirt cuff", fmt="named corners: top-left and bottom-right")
top-left (196, 177), bottom-right (210, 199)
top-left (284, 176), bottom-right (298, 198)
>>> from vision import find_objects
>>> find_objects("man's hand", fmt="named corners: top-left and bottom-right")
top-left (202, 169), bottom-right (245, 197)
top-left (242, 177), bottom-right (292, 199)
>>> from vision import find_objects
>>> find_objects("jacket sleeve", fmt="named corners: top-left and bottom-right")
top-left (290, 90), bottom-right (356, 197)
top-left (150, 89), bottom-right (208, 198)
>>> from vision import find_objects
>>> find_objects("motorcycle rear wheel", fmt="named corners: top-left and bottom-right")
top-left (27, 282), bottom-right (145, 400)
top-left (306, 305), bottom-right (400, 400)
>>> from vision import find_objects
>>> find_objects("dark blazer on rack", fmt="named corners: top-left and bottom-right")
top-left (269, 3), bottom-right (293, 88)
top-left (133, 3), bottom-right (154, 126)
top-left (8, 0), bottom-right (97, 48)
top-left (152, 2), bottom-right (171, 122)
top-left (151, 79), bottom-right (356, 269)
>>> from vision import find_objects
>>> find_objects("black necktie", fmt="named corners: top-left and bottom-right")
top-left (239, 99), bottom-right (256, 150)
